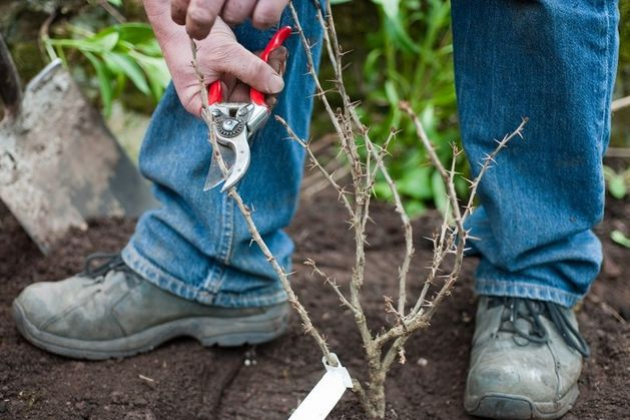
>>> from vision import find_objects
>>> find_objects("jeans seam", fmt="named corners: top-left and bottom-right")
top-left (219, 193), bottom-right (235, 265)
top-left (201, 193), bottom-right (235, 295)
top-left (213, 195), bottom-right (236, 294)
top-left (598, 0), bottom-right (610, 155)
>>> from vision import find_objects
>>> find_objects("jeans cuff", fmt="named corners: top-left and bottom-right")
top-left (475, 279), bottom-right (582, 308)
top-left (121, 243), bottom-right (288, 308)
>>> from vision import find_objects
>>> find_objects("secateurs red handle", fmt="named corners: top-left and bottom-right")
top-left (207, 26), bottom-right (292, 107)
top-left (250, 26), bottom-right (292, 106)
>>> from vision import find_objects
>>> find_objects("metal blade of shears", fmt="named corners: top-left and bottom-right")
top-left (219, 131), bottom-right (251, 192)
top-left (203, 143), bottom-right (236, 191)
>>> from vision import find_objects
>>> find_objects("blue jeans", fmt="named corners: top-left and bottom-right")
top-left (123, 0), bottom-right (619, 308)
top-left (452, 0), bottom-right (619, 307)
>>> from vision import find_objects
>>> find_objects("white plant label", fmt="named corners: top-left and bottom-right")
top-left (288, 353), bottom-right (353, 420)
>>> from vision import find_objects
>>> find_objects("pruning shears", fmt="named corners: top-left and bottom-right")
top-left (203, 26), bottom-right (292, 192)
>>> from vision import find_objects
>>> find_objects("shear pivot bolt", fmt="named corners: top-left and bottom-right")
top-left (238, 104), bottom-right (254, 116)
top-left (222, 119), bottom-right (239, 131)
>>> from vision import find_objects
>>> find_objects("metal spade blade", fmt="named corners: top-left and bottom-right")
top-left (0, 35), bottom-right (157, 254)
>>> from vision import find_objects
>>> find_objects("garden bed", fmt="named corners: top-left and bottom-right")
top-left (0, 190), bottom-right (629, 419)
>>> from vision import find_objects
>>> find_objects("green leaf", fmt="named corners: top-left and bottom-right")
top-left (608, 175), bottom-right (627, 199)
top-left (384, 80), bottom-right (399, 107)
top-left (404, 200), bottom-right (427, 218)
top-left (108, 0), bottom-right (123, 5)
top-left (383, 15), bottom-right (421, 54)
top-left (103, 52), bottom-right (150, 95)
top-left (373, 0), bottom-right (400, 20)
top-left (88, 29), bottom-right (120, 51)
top-left (455, 175), bottom-right (469, 198)
top-left (372, 0), bottom-right (421, 54)
top-left (420, 105), bottom-right (436, 131)
top-left (113, 71), bottom-right (126, 99)
top-left (431, 170), bottom-right (447, 213)
top-left (373, 181), bottom-right (394, 201)
top-left (396, 166), bottom-right (433, 200)
top-left (83, 51), bottom-right (113, 117)
top-left (116, 23), bottom-right (156, 46)
top-left (363, 49), bottom-right (383, 82)
top-left (603, 165), bottom-right (616, 179)
top-left (131, 53), bottom-right (171, 101)
top-left (47, 39), bottom-right (104, 53)
top-left (611, 230), bottom-right (630, 248)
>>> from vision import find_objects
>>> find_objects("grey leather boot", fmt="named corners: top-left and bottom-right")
top-left (12, 254), bottom-right (290, 360)
top-left (465, 296), bottom-right (590, 419)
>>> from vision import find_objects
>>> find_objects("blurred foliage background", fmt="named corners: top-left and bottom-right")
top-left (1, 0), bottom-right (629, 215)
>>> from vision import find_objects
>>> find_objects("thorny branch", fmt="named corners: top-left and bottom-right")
top-left (191, 0), bottom-right (527, 416)
top-left (287, 2), bottom-right (526, 416)
top-left (305, 259), bottom-right (356, 313)
top-left (275, 116), bottom-right (355, 218)
top-left (190, 38), bottom-right (337, 368)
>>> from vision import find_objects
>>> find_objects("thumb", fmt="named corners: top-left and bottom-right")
top-left (214, 43), bottom-right (285, 95)
top-left (226, 46), bottom-right (288, 104)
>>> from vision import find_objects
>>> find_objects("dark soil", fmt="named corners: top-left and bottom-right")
top-left (1, 189), bottom-right (629, 420)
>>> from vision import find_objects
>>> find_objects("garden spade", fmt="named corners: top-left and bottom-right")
top-left (0, 34), bottom-right (157, 254)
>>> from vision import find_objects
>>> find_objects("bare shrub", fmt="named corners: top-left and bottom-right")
top-left (190, 1), bottom-right (527, 417)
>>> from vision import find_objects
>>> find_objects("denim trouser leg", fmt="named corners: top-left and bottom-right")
top-left (122, 1), bottom-right (322, 307)
top-left (451, 0), bottom-right (620, 307)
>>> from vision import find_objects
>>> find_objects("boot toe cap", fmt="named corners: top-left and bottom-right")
top-left (466, 357), bottom-right (558, 403)
top-left (13, 282), bottom-right (60, 328)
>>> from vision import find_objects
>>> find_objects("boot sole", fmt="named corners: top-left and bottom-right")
top-left (12, 300), bottom-right (289, 360)
top-left (464, 384), bottom-right (579, 419)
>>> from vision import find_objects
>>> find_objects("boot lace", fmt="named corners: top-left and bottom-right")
top-left (81, 252), bottom-right (134, 279)
top-left (489, 297), bottom-right (590, 358)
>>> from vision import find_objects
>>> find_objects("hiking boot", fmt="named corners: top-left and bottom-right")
top-left (12, 253), bottom-right (290, 360)
top-left (464, 296), bottom-right (590, 419)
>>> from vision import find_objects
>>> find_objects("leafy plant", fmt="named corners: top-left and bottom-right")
top-left (611, 230), bottom-right (630, 248)
top-left (603, 165), bottom-right (630, 200)
top-left (43, 22), bottom-right (169, 116)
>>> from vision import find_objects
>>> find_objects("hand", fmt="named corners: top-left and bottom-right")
top-left (146, 0), bottom-right (287, 115)
top-left (171, 0), bottom-right (290, 39)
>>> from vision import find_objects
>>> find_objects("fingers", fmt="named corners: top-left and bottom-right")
top-left (171, 0), bottom-right (191, 25)
top-left (171, 0), bottom-right (287, 35)
top-left (262, 47), bottom-right (287, 106)
top-left (227, 46), bottom-right (287, 106)
top-left (267, 46), bottom-right (288, 77)
top-left (222, 0), bottom-right (257, 26)
top-left (250, 46), bottom-right (289, 105)
top-left (214, 43), bottom-right (285, 95)
top-left (185, 0), bottom-right (225, 39)
top-left (163, 15), bottom-right (288, 115)
top-left (229, 84), bottom-right (251, 103)
top-left (251, 0), bottom-right (289, 29)
top-left (229, 81), bottom-right (277, 107)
